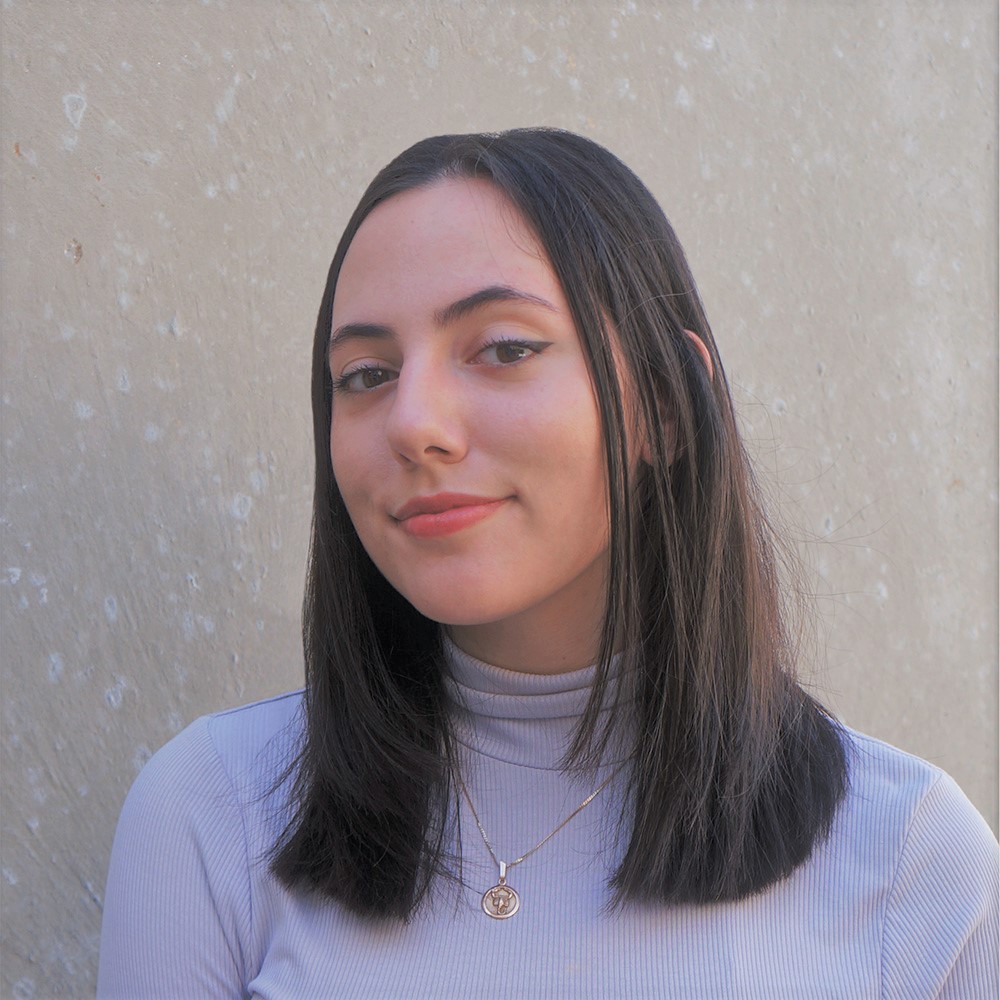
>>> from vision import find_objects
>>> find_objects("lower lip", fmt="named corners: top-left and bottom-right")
top-left (398, 500), bottom-right (507, 539)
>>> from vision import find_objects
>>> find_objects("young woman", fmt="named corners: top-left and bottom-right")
top-left (98, 129), bottom-right (998, 998)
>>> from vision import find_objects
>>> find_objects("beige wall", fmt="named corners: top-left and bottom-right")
top-left (1, 1), bottom-right (996, 995)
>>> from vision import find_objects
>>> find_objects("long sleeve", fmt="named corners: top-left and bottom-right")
top-left (96, 717), bottom-right (253, 1000)
top-left (881, 770), bottom-right (999, 1000)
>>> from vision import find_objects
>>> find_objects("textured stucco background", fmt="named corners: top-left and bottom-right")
top-left (1, 1), bottom-right (996, 996)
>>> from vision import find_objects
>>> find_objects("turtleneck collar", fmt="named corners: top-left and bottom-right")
top-left (442, 633), bottom-right (625, 770)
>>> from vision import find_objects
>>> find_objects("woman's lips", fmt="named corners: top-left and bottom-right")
top-left (394, 494), bottom-right (508, 539)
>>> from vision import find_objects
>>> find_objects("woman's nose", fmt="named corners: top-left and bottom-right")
top-left (384, 364), bottom-right (468, 467)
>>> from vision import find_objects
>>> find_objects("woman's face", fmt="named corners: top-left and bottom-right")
top-left (328, 177), bottom-right (610, 670)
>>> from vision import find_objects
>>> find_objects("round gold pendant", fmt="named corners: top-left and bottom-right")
top-left (481, 882), bottom-right (520, 919)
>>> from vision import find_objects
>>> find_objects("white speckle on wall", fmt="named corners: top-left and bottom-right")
top-left (74, 401), bottom-right (94, 421)
top-left (104, 677), bottom-right (126, 709)
top-left (62, 93), bottom-right (86, 129)
top-left (144, 424), bottom-right (163, 443)
top-left (47, 653), bottom-right (65, 683)
top-left (231, 493), bottom-right (253, 521)
top-left (155, 313), bottom-right (181, 338)
top-left (104, 596), bottom-right (118, 624)
top-left (11, 977), bottom-right (36, 1000)
top-left (675, 86), bottom-right (692, 111)
top-left (249, 469), bottom-right (267, 495)
top-left (214, 74), bottom-right (242, 124)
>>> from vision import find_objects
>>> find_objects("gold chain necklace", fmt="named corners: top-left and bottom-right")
top-left (455, 765), bottom-right (623, 919)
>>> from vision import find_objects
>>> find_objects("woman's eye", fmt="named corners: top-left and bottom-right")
top-left (332, 366), bottom-right (397, 393)
top-left (477, 338), bottom-right (550, 366)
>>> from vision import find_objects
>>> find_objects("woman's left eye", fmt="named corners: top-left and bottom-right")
top-left (476, 338), bottom-right (551, 366)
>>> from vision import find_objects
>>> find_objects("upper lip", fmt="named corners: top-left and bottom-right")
top-left (393, 493), bottom-right (505, 521)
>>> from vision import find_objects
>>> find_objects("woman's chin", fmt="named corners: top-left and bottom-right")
top-left (395, 589), bottom-right (513, 629)
top-left (410, 604), bottom-right (505, 629)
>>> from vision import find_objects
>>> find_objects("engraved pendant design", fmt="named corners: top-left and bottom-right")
top-left (481, 861), bottom-right (520, 919)
top-left (482, 882), bottom-right (520, 918)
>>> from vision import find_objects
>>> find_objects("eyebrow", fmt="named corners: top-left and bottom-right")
top-left (328, 284), bottom-right (558, 355)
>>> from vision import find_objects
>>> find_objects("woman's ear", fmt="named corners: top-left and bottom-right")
top-left (638, 331), bottom-right (714, 465)
top-left (684, 329), bottom-right (714, 381)
top-left (640, 330), bottom-right (713, 466)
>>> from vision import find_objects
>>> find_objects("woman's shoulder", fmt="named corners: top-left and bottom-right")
top-left (202, 688), bottom-right (306, 775)
top-left (832, 727), bottom-right (998, 997)
top-left (842, 725), bottom-right (951, 795)
top-left (839, 725), bottom-right (990, 826)
top-left (98, 692), bottom-right (304, 994)
top-left (121, 689), bottom-right (305, 825)
top-left (836, 724), bottom-right (995, 849)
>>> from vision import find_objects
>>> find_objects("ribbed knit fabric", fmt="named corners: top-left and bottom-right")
top-left (98, 641), bottom-right (999, 999)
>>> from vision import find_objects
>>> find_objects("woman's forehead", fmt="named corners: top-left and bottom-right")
top-left (351, 177), bottom-right (541, 263)
top-left (332, 178), bottom-right (566, 323)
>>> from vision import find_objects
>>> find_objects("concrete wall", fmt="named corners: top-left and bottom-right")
top-left (1, 1), bottom-right (995, 995)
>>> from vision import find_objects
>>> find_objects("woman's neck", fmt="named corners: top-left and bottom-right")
top-left (447, 614), bottom-right (603, 675)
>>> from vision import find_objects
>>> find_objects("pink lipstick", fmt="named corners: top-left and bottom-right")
top-left (394, 493), bottom-right (507, 539)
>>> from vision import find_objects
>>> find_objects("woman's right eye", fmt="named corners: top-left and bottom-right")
top-left (332, 365), bottom-right (398, 394)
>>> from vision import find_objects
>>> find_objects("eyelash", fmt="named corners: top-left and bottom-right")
top-left (331, 337), bottom-right (550, 395)
top-left (476, 336), bottom-right (550, 367)
top-left (331, 365), bottom-right (396, 395)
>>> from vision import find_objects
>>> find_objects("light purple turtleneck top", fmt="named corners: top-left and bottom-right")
top-left (97, 640), bottom-right (998, 998)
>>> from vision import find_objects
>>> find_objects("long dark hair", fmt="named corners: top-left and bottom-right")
top-left (272, 128), bottom-right (847, 919)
